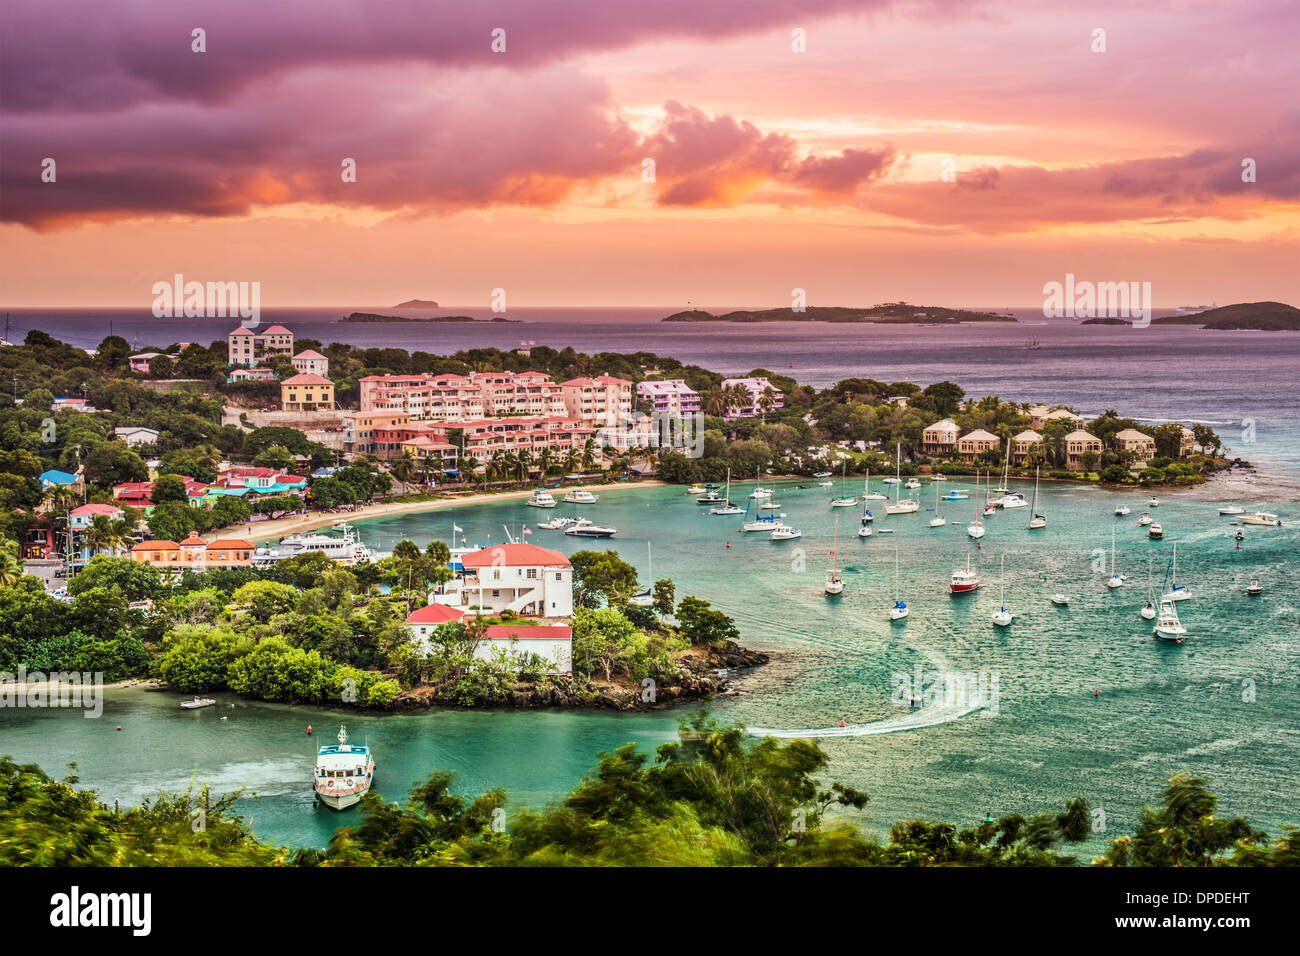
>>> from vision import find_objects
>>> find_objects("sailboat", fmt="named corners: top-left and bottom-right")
top-left (1163, 540), bottom-right (1190, 601)
top-left (1027, 466), bottom-right (1046, 529)
top-left (929, 480), bottom-right (946, 527)
top-left (992, 554), bottom-right (1013, 626)
top-left (1106, 525), bottom-right (1124, 588)
top-left (967, 470), bottom-right (986, 539)
top-left (825, 518), bottom-right (844, 595)
top-left (1140, 556), bottom-right (1156, 619)
top-left (857, 497), bottom-right (874, 537)
top-left (829, 460), bottom-right (859, 508)
top-left (989, 442), bottom-right (1010, 497)
top-left (709, 467), bottom-right (744, 515)
top-left (629, 543), bottom-right (654, 607)
top-left (889, 541), bottom-right (908, 620)
top-left (885, 443), bottom-right (919, 514)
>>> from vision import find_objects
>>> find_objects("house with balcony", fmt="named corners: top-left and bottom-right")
top-left (719, 377), bottom-right (784, 420)
top-left (291, 350), bottom-right (329, 376)
top-left (922, 419), bottom-right (960, 455)
top-left (1064, 430), bottom-right (1104, 471)
top-left (1011, 429), bottom-right (1043, 464)
top-left (636, 379), bottom-right (702, 418)
top-left (1114, 428), bottom-right (1156, 462)
top-left (956, 429), bottom-right (1001, 460)
top-left (451, 543), bottom-right (574, 618)
top-left (227, 324), bottom-right (295, 366)
top-left (560, 376), bottom-right (634, 428)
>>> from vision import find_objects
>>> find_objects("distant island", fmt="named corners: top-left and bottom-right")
top-left (1083, 301), bottom-right (1300, 330)
top-left (393, 298), bottom-right (440, 309)
top-left (662, 304), bottom-right (1016, 324)
top-left (341, 312), bottom-right (518, 323)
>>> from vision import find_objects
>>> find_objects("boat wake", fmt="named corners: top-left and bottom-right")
top-left (749, 695), bottom-right (984, 738)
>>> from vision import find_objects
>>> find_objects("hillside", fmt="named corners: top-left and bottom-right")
top-left (393, 298), bottom-right (440, 309)
top-left (1152, 301), bottom-right (1300, 330)
top-left (662, 305), bottom-right (1015, 323)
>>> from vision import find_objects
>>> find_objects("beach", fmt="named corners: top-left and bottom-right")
top-left (234, 480), bottom-right (665, 544)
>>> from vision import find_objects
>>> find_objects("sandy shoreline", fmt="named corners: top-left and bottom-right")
top-left (231, 480), bottom-right (667, 544)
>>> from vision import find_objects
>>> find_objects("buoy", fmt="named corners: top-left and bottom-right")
top-left (307, 724), bottom-right (313, 736)
top-left (725, 541), bottom-right (731, 548)
top-left (976, 541), bottom-right (982, 549)
top-left (1094, 689), bottom-right (1099, 698)
top-left (839, 719), bottom-right (846, 727)
top-left (116, 725), bottom-right (122, 731)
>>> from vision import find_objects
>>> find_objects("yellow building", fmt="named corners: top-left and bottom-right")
top-left (281, 373), bottom-right (335, 412)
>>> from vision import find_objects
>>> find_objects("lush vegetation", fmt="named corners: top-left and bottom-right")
top-left (2, 712), bottom-right (1294, 866)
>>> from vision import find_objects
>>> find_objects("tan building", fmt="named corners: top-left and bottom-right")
top-left (1064, 430), bottom-right (1104, 471)
top-left (1114, 428), bottom-right (1156, 460)
top-left (132, 536), bottom-right (253, 569)
top-left (1179, 426), bottom-right (1197, 457)
top-left (922, 419), bottom-right (960, 454)
top-left (343, 410), bottom-right (412, 455)
top-left (1027, 405), bottom-right (1052, 429)
top-left (957, 429), bottom-right (1001, 460)
top-left (561, 376), bottom-right (634, 429)
top-left (1041, 408), bottom-right (1086, 430)
top-left (1011, 429), bottom-right (1043, 464)
top-left (280, 373), bottom-right (335, 412)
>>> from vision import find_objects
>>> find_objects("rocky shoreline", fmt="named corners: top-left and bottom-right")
top-left (391, 640), bottom-right (770, 712)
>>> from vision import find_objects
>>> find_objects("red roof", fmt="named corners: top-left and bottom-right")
top-left (405, 603), bottom-right (466, 625)
top-left (262, 325), bottom-right (293, 334)
top-left (229, 327), bottom-right (256, 336)
top-left (132, 540), bottom-right (179, 551)
top-left (293, 349), bottom-right (326, 360)
top-left (460, 543), bottom-right (571, 568)
top-left (282, 373), bottom-right (332, 386)
top-left (70, 503), bottom-right (124, 517)
top-left (207, 539), bottom-right (254, 550)
top-left (482, 624), bottom-right (572, 641)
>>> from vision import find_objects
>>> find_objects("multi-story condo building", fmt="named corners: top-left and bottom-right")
top-left (227, 325), bottom-right (295, 366)
top-left (560, 376), bottom-right (634, 428)
top-left (720, 377), bottom-right (784, 420)
top-left (636, 379), bottom-right (702, 418)
top-left (358, 371), bottom-right (567, 421)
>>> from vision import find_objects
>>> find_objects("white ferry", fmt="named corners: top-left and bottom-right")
top-left (252, 522), bottom-right (374, 566)
top-left (314, 725), bottom-right (374, 811)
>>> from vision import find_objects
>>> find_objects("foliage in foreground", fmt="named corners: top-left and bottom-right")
top-left (2, 712), bottom-right (1296, 867)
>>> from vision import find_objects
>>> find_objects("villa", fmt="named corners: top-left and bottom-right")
top-left (280, 373), bottom-right (335, 412)
top-left (1114, 428), bottom-right (1157, 461)
top-left (291, 350), bottom-right (329, 376)
top-left (227, 325), bottom-right (294, 366)
top-left (404, 603), bottom-right (573, 675)
top-left (922, 419), bottom-right (960, 454)
top-left (956, 429), bottom-right (1001, 460)
top-left (446, 543), bottom-right (574, 618)
top-left (1011, 429), bottom-right (1043, 464)
top-left (1064, 429), bottom-right (1104, 470)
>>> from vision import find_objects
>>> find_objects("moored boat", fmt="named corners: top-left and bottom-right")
top-left (526, 489), bottom-right (557, 508)
top-left (314, 725), bottom-right (374, 811)
top-left (1238, 512), bottom-right (1281, 526)
top-left (180, 697), bottom-right (216, 709)
top-left (563, 489), bottom-right (599, 504)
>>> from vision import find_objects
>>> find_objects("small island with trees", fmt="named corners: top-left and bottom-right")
top-left (663, 304), bottom-right (1016, 323)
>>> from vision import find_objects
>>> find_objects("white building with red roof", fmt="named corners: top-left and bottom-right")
top-left (453, 543), bottom-right (574, 617)
top-left (227, 324), bottom-right (295, 366)
top-left (68, 502), bottom-right (126, 530)
top-left (404, 602), bottom-right (573, 674)
top-left (291, 349), bottom-right (329, 376)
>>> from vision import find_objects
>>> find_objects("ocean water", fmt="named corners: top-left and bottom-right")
top-left (13, 305), bottom-right (1300, 483)
top-left (2, 478), bottom-right (1296, 853)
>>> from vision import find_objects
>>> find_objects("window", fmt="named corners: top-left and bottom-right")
top-left (555, 572), bottom-right (562, 581)
top-left (526, 568), bottom-right (537, 579)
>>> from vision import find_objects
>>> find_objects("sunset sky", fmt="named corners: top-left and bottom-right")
top-left (2, 0), bottom-right (1298, 308)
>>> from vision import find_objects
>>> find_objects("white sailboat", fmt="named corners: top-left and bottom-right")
top-left (1106, 525), bottom-right (1124, 588)
top-left (929, 480), bottom-right (946, 527)
top-left (992, 554), bottom-right (1013, 626)
top-left (825, 518), bottom-right (844, 595)
top-left (967, 470), bottom-right (986, 539)
top-left (629, 543), bottom-right (654, 606)
top-left (889, 541), bottom-right (908, 620)
top-left (857, 497), bottom-right (874, 537)
top-left (710, 468), bottom-right (744, 515)
top-left (863, 468), bottom-right (888, 500)
top-left (829, 460), bottom-right (859, 508)
top-left (1140, 556), bottom-right (1156, 619)
top-left (1163, 540), bottom-right (1190, 601)
top-left (1027, 466), bottom-right (1046, 529)
top-left (885, 443), bottom-right (919, 515)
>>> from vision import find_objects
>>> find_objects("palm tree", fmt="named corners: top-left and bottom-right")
top-left (580, 438), bottom-right (597, 471)
top-left (561, 448), bottom-right (580, 474)
top-left (516, 448), bottom-right (534, 482)
top-left (536, 447), bottom-right (555, 478)
top-left (703, 389), bottom-right (728, 418)
top-left (391, 452), bottom-right (417, 492)
top-left (0, 551), bottom-right (23, 587)
top-left (758, 385), bottom-right (777, 423)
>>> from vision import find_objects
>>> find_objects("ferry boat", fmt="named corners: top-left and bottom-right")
top-left (563, 489), bottom-right (599, 504)
top-left (252, 523), bottom-right (374, 566)
top-left (314, 726), bottom-right (374, 811)
top-left (526, 489), bottom-right (557, 508)
top-left (563, 518), bottom-right (617, 538)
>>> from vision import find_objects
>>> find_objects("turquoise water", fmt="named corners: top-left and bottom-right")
top-left (3, 478), bottom-right (1296, 853)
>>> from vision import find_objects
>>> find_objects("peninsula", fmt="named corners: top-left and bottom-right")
top-left (662, 304), bottom-right (1016, 323)
top-left (1082, 301), bottom-right (1300, 330)
top-left (341, 312), bottom-right (518, 323)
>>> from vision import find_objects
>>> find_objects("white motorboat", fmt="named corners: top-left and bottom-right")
top-left (812, 471), bottom-right (832, 479)
top-left (888, 542), bottom-right (908, 620)
top-left (564, 518), bottom-right (617, 538)
top-left (932, 474), bottom-right (947, 481)
top-left (1148, 522), bottom-right (1163, 539)
top-left (1148, 496), bottom-right (1159, 508)
top-left (770, 527), bottom-right (802, 540)
top-left (1218, 505), bottom-right (1245, 516)
top-left (314, 726), bottom-right (374, 811)
top-left (687, 484), bottom-right (706, 496)
top-left (1137, 512), bottom-right (1152, 526)
top-left (180, 697), bottom-right (216, 709)
top-left (1114, 504), bottom-right (1131, 516)
top-left (252, 523), bottom-right (374, 567)
top-left (527, 490), bottom-right (557, 508)
top-left (537, 516), bottom-right (576, 530)
top-left (563, 489), bottom-right (599, 504)
top-left (904, 477), bottom-right (922, 490)
top-left (1050, 593), bottom-right (1070, 607)
top-left (1000, 492), bottom-right (1028, 509)
top-left (1246, 576), bottom-right (1263, 596)
top-left (991, 555), bottom-right (1013, 627)
top-left (1238, 512), bottom-right (1281, 526)
top-left (1153, 599), bottom-right (1187, 641)
top-left (817, 481), bottom-right (833, 488)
